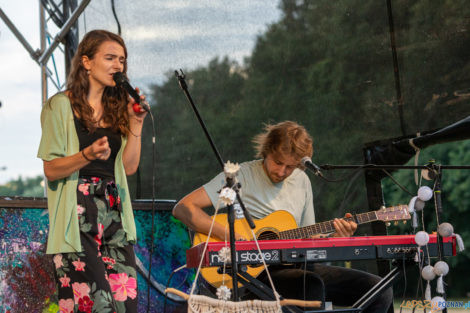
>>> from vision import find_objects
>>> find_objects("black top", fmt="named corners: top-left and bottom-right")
top-left (73, 114), bottom-right (122, 179)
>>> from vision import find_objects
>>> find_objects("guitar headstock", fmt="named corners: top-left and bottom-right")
top-left (375, 205), bottom-right (410, 223)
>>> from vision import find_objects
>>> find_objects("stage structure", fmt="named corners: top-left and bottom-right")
top-left (0, 0), bottom-right (88, 106)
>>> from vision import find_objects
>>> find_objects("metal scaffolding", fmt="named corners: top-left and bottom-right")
top-left (0, 0), bottom-right (90, 105)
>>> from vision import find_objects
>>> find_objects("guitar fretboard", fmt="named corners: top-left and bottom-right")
top-left (278, 211), bottom-right (378, 239)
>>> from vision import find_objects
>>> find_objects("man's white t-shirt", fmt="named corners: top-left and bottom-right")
top-left (203, 160), bottom-right (315, 227)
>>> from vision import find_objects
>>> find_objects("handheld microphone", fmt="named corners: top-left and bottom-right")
top-left (113, 72), bottom-right (150, 112)
top-left (301, 156), bottom-right (322, 176)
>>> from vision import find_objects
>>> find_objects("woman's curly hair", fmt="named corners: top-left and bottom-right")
top-left (66, 29), bottom-right (129, 135)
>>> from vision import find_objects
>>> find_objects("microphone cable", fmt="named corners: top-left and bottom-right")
top-left (399, 254), bottom-right (408, 313)
top-left (110, 0), bottom-right (121, 35)
top-left (312, 166), bottom-right (365, 183)
top-left (380, 169), bottom-right (413, 196)
top-left (163, 264), bottom-right (188, 313)
top-left (145, 108), bottom-right (157, 313)
top-left (307, 162), bottom-right (414, 196)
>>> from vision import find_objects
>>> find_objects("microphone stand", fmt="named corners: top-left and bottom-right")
top-left (175, 70), bottom-right (255, 301)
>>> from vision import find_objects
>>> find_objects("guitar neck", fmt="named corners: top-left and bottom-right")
top-left (279, 211), bottom-right (378, 240)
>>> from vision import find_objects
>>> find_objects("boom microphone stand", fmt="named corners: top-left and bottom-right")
top-left (174, 69), bottom-right (256, 301)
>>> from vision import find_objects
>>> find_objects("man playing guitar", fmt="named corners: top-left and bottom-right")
top-left (173, 121), bottom-right (393, 312)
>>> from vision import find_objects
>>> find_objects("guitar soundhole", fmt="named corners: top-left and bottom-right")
top-left (258, 231), bottom-right (279, 241)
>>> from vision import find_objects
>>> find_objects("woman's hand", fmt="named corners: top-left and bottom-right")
top-left (127, 87), bottom-right (148, 124)
top-left (84, 136), bottom-right (111, 161)
top-left (122, 87), bottom-right (148, 175)
top-left (43, 137), bottom-right (111, 181)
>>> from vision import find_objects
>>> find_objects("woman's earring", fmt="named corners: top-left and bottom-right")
top-left (86, 70), bottom-right (91, 75)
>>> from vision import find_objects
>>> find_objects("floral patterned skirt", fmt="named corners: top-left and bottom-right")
top-left (53, 177), bottom-right (137, 313)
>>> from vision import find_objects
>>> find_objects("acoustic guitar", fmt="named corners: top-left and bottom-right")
top-left (192, 205), bottom-right (410, 288)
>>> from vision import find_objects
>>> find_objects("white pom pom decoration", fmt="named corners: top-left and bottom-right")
top-left (218, 246), bottom-right (231, 263)
top-left (433, 261), bottom-right (449, 276)
top-left (216, 285), bottom-right (232, 300)
top-left (422, 265), bottom-right (436, 280)
top-left (415, 231), bottom-right (430, 246)
top-left (417, 186), bottom-right (433, 201)
top-left (436, 223), bottom-right (465, 252)
top-left (422, 265), bottom-right (436, 301)
top-left (224, 161), bottom-right (240, 179)
top-left (414, 199), bottom-right (425, 211)
top-left (431, 296), bottom-right (446, 311)
top-left (433, 261), bottom-right (449, 294)
top-left (438, 223), bottom-right (454, 238)
top-left (219, 187), bottom-right (237, 206)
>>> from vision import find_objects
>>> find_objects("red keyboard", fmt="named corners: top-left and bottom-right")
top-left (186, 234), bottom-right (456, 268)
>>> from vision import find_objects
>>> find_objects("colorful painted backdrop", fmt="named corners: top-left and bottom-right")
top-left (0, 202), bottom-right (192, 313)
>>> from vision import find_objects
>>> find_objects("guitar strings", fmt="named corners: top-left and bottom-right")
top-left (255, 210), bottom-right (393, 240)
top-left (249, 208), bottom-right (404, 240)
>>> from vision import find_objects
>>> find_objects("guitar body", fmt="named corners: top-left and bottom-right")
top-left (193, 210), bottom-right (298, 288)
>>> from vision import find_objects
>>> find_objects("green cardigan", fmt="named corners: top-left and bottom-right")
top-left (37, 93), bottom-right (137, 254)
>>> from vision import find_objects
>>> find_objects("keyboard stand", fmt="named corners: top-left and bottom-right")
top-left (236, 270), bottom-right (306, 313)
top-left (352, 261), bottom-right (404, 311)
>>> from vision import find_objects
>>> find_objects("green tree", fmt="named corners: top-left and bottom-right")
top-left (137, 57), bottom-right (247, 200)
top-left (0, 176), bottom-right (44, 197)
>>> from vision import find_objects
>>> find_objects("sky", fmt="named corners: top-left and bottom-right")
top-left (0, 0), bottom-right (281, 184)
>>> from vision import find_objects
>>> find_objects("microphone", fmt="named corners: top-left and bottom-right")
top-left (301, 156), bottom-right (322, 176)
top-left (113, 72), bottom-right (150, 112)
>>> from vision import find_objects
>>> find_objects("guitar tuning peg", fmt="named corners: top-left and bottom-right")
top-left (386, 222), bottom-right (391, 227)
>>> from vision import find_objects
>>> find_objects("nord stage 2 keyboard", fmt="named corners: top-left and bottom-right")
top-left (186, 234), bottom-right (456, 268)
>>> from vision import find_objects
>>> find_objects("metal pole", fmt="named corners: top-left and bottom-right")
top-left (40, 1), bottom-right (48, 197)
top-left (0, 6), bottom-right (40, 61)
top-left (38, 0), bottom-right (90, 65)
top-left (40, 2), bottom-right (47, 105)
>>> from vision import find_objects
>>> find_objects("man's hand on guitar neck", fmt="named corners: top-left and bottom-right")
top-left (332, 213), bottom-right (357, 237)
top-left (308, 213), bottom-right (358, 238)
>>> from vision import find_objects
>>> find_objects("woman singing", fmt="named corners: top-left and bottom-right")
top-left (37, 29), bottom-right (147, 313)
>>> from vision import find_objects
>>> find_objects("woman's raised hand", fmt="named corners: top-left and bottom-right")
top-left (128, 87), bottom-right (148, 122)
top-left (84, 136), bottom-right (111, 161)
